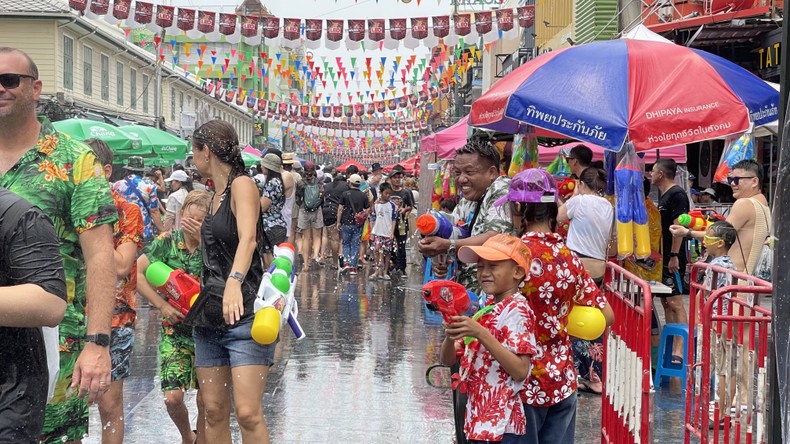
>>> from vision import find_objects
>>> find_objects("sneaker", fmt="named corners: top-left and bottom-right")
top-left (340, 265), bottom-right (351, 274)
top-left (381, 274), bottom-right (391, 281)
top-left (349, 268), bottom-right (358, 276)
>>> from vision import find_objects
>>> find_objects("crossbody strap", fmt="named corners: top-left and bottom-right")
top-left (125, 178), bottom-right (151, 219)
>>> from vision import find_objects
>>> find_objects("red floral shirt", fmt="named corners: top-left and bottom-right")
top-left (111, 191), bottom-right (143, 328)
top-left (518, 232), bottom-right (606, 407)
top-left (458, 293), bottom-right (537, 441)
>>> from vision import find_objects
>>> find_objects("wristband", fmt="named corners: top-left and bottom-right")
top-left (684, 229), bottom-right (693, 240)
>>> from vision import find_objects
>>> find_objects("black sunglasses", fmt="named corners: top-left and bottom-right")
top-left (0, 73), bottom-right (36, 89)
top-left (726, 176), bottom-right (756, 186)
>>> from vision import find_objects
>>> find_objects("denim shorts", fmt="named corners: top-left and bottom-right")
top-left (110, 326), bottom-right (136, 381)
top-left (193, 319), bottom-right (278, 368)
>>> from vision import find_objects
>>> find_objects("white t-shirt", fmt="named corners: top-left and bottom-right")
top-left (372, 201), bottom-right (397, 238)
top-left (166, 188), bottom-right (189, 229)
top-left (565, 194), bottom-right (613, 260)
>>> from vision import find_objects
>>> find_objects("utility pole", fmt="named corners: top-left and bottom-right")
top-left (153, 30), bottom-right (164, 129)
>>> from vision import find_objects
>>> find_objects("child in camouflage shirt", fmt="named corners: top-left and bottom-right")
top-left (136, 191), bottom-right (210, 444)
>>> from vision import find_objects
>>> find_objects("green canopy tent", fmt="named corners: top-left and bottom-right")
top-left (52, 118), bottom-right (146, 155)
top-left (118, 125), bottom-right (189, 162)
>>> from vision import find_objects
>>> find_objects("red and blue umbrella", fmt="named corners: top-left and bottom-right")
top-left (470, 39), bottom-right (779, 151)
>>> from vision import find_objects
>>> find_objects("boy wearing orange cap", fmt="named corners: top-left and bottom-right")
top-left (440, 233), bottom-right (537, 443)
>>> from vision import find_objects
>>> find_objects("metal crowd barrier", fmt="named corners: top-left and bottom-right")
top-left (684, 263), bottom-right (772, 444)
top-left (602, 262), bottom-right (653, 444)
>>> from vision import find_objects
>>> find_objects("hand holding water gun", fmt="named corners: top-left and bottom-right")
top-left (677, 209), bottom-right (725, 231)
top-left (422, 280), bottom-right (471, 322)
top-left (556, 178), bottom-right (576, 202)
top-left (416, 210), bottom-right (470, 265)
top-left (145, 262), bottom-right (200, 317)
top-left (251, 243), bottom-right (306, 345)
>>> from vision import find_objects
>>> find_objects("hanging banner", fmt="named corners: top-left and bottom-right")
top-left (197, 10), bottom-right (215, 33)
top-left (262, 16), bottom-right (279, 39)
top-left (387, 99), bottom-right (397, 111)
top-left (433, 15), bottom-right (450, 38)
top-left (134, 1), bottom-right (154, 24)
top-left (90, 0), bottom-right (110, 16)
top-left (327, 19), bottom-right (344, 42)
top-left (268, 101), bottom-right (277, 113)
top-left (454, 13), bottom-right (471, 36)
top-left (411, 17), bottom-right (428, 40)
top-left (368, 19), bottom-right (385, 41)
top-left (311, 106), bottom-right (320, 118)
top-left (344, 106), bottom-right (353, 118)
top-left (354, 103), bottom-right (365, 117)
top-left (69, 0), bottom-right (87, 13)
top-left (496, 8), bottom-right (514, 32)
top-left (258, 100), bottom-right (267, 111)
top-left (390, 18), bottom-right (407, 40)
top-left (376, 101), bottom-right (385, 113)
top-left (348, 19), bottom-right (365, 42)
top-left (283, 18), bottom-right (301, 40)
top-left (113, 0), bottom-right (132, 20)
top-left (219, 13), bottom-right (236, 35)
top-left (367, 103), bottom-right (376, 115)
top-left (241, 15), bottom-right (259, 38)
top-left (322, 106), bottom-right (331, 118)
top-left (409, 93), bottom-right (418, 105)
top-left (301, 106), bottom-right (310, 118)
top-left (155, 4), bottom-right (174, 28)
top-left (475, 11), bottom-right (492, 34)
top-left (305, 19), bottom-right (322, 40)
top-left (177, 8), bottom-right (196, 31)
top-left (518, 5), bottom-right (535, 28)
top-left (333, 105), bottom-right (343, 118)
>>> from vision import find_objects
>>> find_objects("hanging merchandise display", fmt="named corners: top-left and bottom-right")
top-left (615, 144), bottom-right (650, 260)
top-left (506, 129), bottom-right (538, 177)
top-left (713, 132), bottom-right (754, 184)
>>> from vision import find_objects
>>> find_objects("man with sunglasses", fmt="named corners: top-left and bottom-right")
top-left (670, 159), bottom-right (771, 278)
top-left (0, 48), bottom-right (118, 444)
top-left (565, 144), bottom-right (593, 179)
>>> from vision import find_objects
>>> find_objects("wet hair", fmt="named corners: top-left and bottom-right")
top-left (346, 165), bottom-right (359, 175)
top-left (182, 190), bottom-right (211, 214)
top-left (708, 220), bottom-right (737, 250)
top-left (266, 148), bottom-right (283, 159)
top-left (515, 202), bottom-right (559, 236)
top-left (455, 136), bottom-right (500, 170)
top-left (590, 160), bottom-right (604, 169)
top-left (83, 138), bottom-right (114, 166)
top-left (731, 159), bottom-right (763, 189)
top-left (569, 145), bottom-right (593, 167)
top-left (579, 167), bottom-right (607, 195)
top-left (191, 120), bottom-right (245, 182)
top-left (440, 198), bottom-right (456, 212)
top-left (653, 158), bottom-right (677, 179)
top-left (379, 182), bottom-right (393, 193)
top-left (172, 164), bottom-right (185, 171)
top-left (0, 47), bottom-right (38, 79)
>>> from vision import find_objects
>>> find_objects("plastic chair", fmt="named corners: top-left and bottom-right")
top-left (653, 323), bottom-right (690, 391)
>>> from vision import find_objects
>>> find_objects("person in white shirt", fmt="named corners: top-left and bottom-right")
top-left (370, 182), bottom-right (397, 280)
top-left (164, 170), bottom-right (191, 231)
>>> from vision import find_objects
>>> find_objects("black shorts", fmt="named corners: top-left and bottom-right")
top-left (661, 264), bottom-right (687, 297)
top-left (262, 226), bottom-right (288, 253)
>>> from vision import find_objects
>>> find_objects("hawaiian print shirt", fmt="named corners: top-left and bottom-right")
top-left (262, 176), bottom-right (287, 229)
top-left (518, 232), bottom-right (607, 407)
top-left (144, 229), bottom-right (203, 334)
top-left (457, 293), bottom-right (537, 441)
top-left (111, 191), bottom-right (143, 328)
top-left (113, 174), bottom-right (161, 239)
top-left (0, 117), bottom-right (117, 346)
top-left (452, 175), bottom-right (516, 294)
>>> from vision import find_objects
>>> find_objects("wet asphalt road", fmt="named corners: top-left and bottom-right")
top-left (83, 263), bottom-right (686, 443)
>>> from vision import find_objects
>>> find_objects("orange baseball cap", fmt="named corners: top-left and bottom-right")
top-left (457, 233), bottom-right (531, 274)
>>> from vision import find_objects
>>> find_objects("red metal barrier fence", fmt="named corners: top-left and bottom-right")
top-left (684, 263), bottom-right (773, 444)
top-left (601, 262), bottom-right (653, 444)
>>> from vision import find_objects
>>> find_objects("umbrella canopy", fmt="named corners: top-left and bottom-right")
top-left (53, 118), bottom-right (145, 154)
top-left (540, 142), bottom-right (687, 164)
top-left (421, 116), bottom-right (469, 160)
top-left (242, 152), bottom-right (262, 168)
top-left (336, 159), bottom-right (368, 173)
top-left (470, 39), bottom-right (779, 151)
top-left (119, 125), bottom-right (189, 161)
top-left (384, 153), bottom-right (421, 176)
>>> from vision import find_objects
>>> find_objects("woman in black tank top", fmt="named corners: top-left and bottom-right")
top-left (184, 120), bottom-right (274, 443)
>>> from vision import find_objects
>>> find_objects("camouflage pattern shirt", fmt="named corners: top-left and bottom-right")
top-left (452, 175), bottom-right (516, 295)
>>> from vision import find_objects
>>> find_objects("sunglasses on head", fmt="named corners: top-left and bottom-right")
top-left (0, 73), bottom-right (36, 89)
top-left (726, 175), bottom-right (756, 186)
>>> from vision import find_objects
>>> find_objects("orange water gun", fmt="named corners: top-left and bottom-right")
top-left (678, 209), bottom-right (725, 231)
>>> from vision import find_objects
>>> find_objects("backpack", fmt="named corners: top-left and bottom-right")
top-left (303, 182), bottom-right (322, 212)
top-left (323, 185), bottom-right (342, 221)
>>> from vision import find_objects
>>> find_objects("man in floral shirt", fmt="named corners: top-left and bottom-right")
top-left (441, 234), bottom-right (537, 443)
top-left (85, 139), bottom-right (144, 444)
top-left (113, 155), bottom-right (165, 240)
top-left (418, 137), bottom-right (516, 295)
top-left (0, 48), bottom-right (118, 444)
